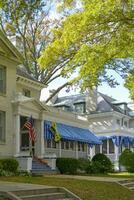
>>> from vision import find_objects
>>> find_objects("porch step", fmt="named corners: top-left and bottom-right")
top-left (21, 192), bottom-right (66, 200)
top-left (118, 179), bottom-right (134, 190)
top-left (31, 158), bottom-right (56, 175)
top-left (4, 188), bottom-right (81, 200)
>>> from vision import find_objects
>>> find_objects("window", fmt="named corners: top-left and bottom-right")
top-left (56, 106), bottom-right (70, 112)
top-left (52, 140), bottom-right (56, 148)
top-left (95, 144), bottom-right (100, 154)
top-left (109, 139), bottom-right (114, 154)
top-left (0, 66), bottom-right (6, 94)
top-left (21, 131), bottom-right (29, 150)
top-left (20, 116), bottom-right (29, 150)
top-left (124, 121), bottom-right (128, 127)
top-left (74, 103), bottom-right (86, 113)
top-left (102, 140), bottom-right (107, 154)
top-left (116, 119), bottom-right (120, 126)
top-left (81, 143), bottom-right (85, 152)
top-left (70, 141), bottom-right (74, 150)
top-left (23, 89), bottom-right (31, 97)
top-left (61, 140), bottom-right (65, 149)
top-left (0, 111), bottom-right (5, 142)
top-left (65, 141), bottom-right (69, 150)
top-left (46, 140), bottom-right (51, 148)
top-left (78, 142), bottom-right (81, 151)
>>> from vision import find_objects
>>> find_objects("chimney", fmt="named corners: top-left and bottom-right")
top-left (85, 87), bottom-right (98, 113)
top-left (48, 89), bottom-right (59, 105)
top-left (9, 35), bottom-right (22, 50)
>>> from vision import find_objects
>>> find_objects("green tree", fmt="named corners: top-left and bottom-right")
top-left (0, 1), bottom-right (66, 97)
top-left (39, 0), bottom-right (134, 96)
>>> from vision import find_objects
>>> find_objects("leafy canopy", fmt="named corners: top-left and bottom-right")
top-left (39, 0), bottom-right (134, 90)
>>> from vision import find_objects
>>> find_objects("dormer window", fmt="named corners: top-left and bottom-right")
top-left (23, 89), bottom-right (31, 97)
top-left (55, 105), bottom-right (70, 112)
top-left (74, 102), bottom-right (86, 113)
top-left (0, 66), bottom-right (6, 94)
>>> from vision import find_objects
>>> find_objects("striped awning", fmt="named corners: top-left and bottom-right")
top-left (44, 121), bottom-right (101, 144)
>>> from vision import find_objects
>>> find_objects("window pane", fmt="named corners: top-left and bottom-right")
top-left (74, 103), bottom-right (85, 113)
top-left (95, 145), bottom-right (100, 154)
top-left (70, 141), bottom-right (74, 150)
top-left (0, 111), bottom-right (5, 142)
top-left (46, 140), bottom-right (51, 148)
top-left (109, 139), bottom-right (114, 154)
top-left (21, 132), bottom-right (29, 150)
top-left (78, 142), bottom-right (81, 151)
top-left (65, 141), bottom-right (69, 150)
top-left (102, 140), bottom-right (107, 154)
top-left (61, 140), bottom-right (64, 149)
top-left (23, 89), bottom-right (31, 97)
top-left (52, 140), bottom-right (56, 148)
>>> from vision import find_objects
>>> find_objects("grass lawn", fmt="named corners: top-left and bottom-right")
top-left (0, 176), bottom-right (134, 200)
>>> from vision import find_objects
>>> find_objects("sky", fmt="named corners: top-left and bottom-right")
top-left (40, 73), bottom-right (131, 103)
top-left (40, 2), bottom-right (132, 103)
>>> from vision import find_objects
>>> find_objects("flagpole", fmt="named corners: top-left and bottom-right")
top-left (29, 140), bottom-right (32, 157)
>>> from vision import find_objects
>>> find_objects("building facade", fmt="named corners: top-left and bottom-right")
top-left (0, 30), bottom-right (101, 171)
top-left (52, 90), bottom-right (134, 170)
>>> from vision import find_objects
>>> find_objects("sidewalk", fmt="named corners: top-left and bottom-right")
top-left (0, 181), bottom-right (51, 192)
top-left (44, 174), bottom-right (133, 182)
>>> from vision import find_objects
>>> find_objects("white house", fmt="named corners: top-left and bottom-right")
top-left (0, 30), bottom-right (100, 171)
top-left (52, 90), bottom-right (134, 170)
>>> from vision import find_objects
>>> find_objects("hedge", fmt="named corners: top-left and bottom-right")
top-left (91, 153), bottom-right (113, 173)
top-left (56, 157), bottom-right (78, 174)
top-left (0, 158), bottom-right (19, 173)
top-left (119, 149), bottom-right (134, 172)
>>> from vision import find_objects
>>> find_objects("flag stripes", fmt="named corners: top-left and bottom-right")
top-left (24, 116), bottom-right (37, 142)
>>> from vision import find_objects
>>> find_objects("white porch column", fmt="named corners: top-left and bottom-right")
top-left (75, 141), bottom-right (78, 159)
top-left (86, 144), bottom-right (89, 157)
top-left (35, 119), bottom-right (44, 158)
top-left (90, 146), bottom-right (95, 159)
top-left (100, 144), bottom-right (102, 153)
top-left (107, 139), bottom-right (109, 155)
top-left (14, 114), bottom-right (20, 157)
top-left (59, 141), bottom-right (61, 157)
top-left (114, 144), bottom-right (119, 171)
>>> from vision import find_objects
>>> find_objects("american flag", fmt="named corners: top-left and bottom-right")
top-left (24, 116), bottom-right (37, 142)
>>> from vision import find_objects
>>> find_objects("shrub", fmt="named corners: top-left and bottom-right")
top-left (56, 157), bottom-right (78, 174)
top-left (0, 158), bottom-right (19, 173)
top-left (91, 153), bottom-right (113, 174)
top-left (77, 158), bottom-right (91, 173)
top-left (119, 149), bottom-right (134, 172)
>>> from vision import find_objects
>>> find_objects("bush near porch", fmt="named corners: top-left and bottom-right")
top-left (119, 149), bottom-right (134, 172)
top-left (56, 154), bottom-right (113, 174)
top-left (0, 158), bottom-right (19, 176)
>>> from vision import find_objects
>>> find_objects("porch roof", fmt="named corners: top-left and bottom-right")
top-left (44, 121), bottom-right (101, 144)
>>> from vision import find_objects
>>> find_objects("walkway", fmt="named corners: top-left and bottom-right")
top-left (0, 181), bottom-right (51, 192)
top-left (44, 174), bottom-right (133, 182)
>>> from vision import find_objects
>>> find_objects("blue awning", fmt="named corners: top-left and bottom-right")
top-left (44, 121), bottom-right (101, 144)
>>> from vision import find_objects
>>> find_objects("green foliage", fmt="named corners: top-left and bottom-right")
top-left (77, 158), bottom-right (91, 173)
top-left (39, 0), bottom-right (134, 91)
top-left (91, 153), bottom-right (113, 174)
top-left (119, 149), bottom-right (134, 172)
top-left (56, 157), bottom-right (78, 174)
top-left (125, 72), bottom-right (134, 100)
top-left (0, 158), bottom-right (19, 173)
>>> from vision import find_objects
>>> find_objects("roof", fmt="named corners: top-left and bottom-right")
top-left (45, 121), bottom-right (101, 144)
top-left (0, 30), bottom-right (23, 63)
top-left (17, 65), bottom-right (38, 82)
top-left (54, 93), bottom-right (86, 107)
top-left (53, 92), bottom-right (132, 116)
